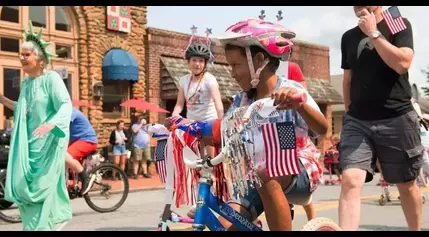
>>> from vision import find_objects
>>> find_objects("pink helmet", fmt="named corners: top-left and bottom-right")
top-left (214, 18), bottom-right (296, 61)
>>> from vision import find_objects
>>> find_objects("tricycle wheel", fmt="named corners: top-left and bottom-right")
top-left (301, 217), bottom-right (341, 231)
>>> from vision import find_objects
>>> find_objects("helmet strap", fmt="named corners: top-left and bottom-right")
top-left (245, 47), bottom-right (270, 88)
top-left (193, 71), bottom-right (204, 77)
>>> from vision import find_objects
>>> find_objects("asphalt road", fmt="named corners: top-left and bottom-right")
top-left (1, 173), bottom-right (429, 231)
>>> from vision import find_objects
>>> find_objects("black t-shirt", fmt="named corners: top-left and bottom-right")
top-left (341, 18), bottom-right (414, 120)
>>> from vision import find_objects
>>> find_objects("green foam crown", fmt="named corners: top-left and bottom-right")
top-left (22, 21), bottom-right (57, 64)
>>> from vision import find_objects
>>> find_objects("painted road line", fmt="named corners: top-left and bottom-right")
top-left (168, 187), bottom-right (429, 231)
top-left (259, 187), bottom-right (429, 224)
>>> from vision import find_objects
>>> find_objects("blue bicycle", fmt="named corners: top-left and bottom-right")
top-left (157, 142), bottom-right (341, 231)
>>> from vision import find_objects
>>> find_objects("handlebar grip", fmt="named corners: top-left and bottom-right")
top-left (290, 91), bottom-right (307, 104)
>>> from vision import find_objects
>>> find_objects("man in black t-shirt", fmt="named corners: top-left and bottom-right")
top-left (339, 6), bottom-right (423, 231)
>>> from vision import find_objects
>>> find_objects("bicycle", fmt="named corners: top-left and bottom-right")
top-left (157, 140), bottom-right (341, 231)
top-left (157, 96), bottom-right (341, 231)
top-left (0, 151), bottom-right (130, 224)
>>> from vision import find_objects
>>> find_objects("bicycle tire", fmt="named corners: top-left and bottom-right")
top-left (301, 217), bottom-right (341, 231)
top-left (83, 163), bottom-right (129, 213)
top-left (0, 171), bottom-right (22, 223)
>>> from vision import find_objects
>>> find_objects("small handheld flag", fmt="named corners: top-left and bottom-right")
top-left (261, 121), bottom-right (301, 177)
top-left (381, 6), bottom-right (407, 35)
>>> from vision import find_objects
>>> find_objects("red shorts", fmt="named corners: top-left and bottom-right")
top-left (67, 140), bottom-right (97, 162)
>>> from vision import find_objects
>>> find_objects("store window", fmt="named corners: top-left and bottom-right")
top-left (62, 73), bottom-right (72, 94)
top-left (0, 6), bottom-right (19, 23)
top-left (56, 45), bottom-right (72, 59)
top-left (3, 68), bottom-right (21, 119)
top-left (55, 6), bottom-right (71, 32)
top-left (0, 37), bottom-right (19, 53)
top-left (29, 6), bottom-right (46, 28)
top-left (102, 81), bottom-right (131, 119)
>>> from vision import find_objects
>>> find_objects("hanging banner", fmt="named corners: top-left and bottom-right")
top-left (106, 6), bottom-right (132, 33)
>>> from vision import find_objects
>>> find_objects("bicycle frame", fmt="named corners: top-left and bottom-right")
top-left (192, 175), bottom-right (263, 231)
top-left (65, 155), bottom-right (98, 198)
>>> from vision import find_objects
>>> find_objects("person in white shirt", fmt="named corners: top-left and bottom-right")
top-left (172, 38), bottom-right (224, 159)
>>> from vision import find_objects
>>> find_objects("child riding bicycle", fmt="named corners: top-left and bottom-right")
top-left (161, 18), bottom-right (327, 231)
top-left (208, 18), bottom-right (328, 230)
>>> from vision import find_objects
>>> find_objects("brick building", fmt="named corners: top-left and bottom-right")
top-left (0, 6), bottom-right (342, 155)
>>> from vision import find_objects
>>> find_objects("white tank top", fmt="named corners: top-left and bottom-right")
top-left (179, 72), bottom-right (219, 120)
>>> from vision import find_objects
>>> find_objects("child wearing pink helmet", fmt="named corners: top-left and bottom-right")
top-left (213, 17), bottom-right (328, 230)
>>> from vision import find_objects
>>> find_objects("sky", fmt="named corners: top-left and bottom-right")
top-left (147, 6), bottom-right (429, 94)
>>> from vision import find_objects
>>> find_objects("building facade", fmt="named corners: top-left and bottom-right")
top-left (0, 6), bottom-right (148, 147)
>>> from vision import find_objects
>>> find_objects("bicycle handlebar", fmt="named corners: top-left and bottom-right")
top-left (182, 148), bottom-right (226, 170)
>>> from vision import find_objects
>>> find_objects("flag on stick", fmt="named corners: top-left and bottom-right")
top-left (381, 6), bottom-right (407, 35)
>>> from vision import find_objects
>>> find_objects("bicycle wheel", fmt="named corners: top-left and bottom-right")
top-left (301, 217), bottom-right (341, 231)
top-left (0, 171), bottom-right (22, 223)
top-left (83, 163), bottom-right (129, 213)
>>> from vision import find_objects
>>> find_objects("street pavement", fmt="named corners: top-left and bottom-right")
top-left (2, 173), bottom-right (429, 231)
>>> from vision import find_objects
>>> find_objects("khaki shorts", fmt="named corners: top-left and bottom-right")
top-left (132, 147), bottom-right (151, 161)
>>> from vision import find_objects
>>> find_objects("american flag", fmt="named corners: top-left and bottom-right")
top-left (155, 139), bottom-right (168, 183)
top-left (261, 121), bottom-right (301, 177)
top-left (382, 6), bottom-right (407, 35)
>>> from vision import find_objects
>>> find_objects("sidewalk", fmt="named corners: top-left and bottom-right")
top-left (127, 174), bottom-right (165, 192)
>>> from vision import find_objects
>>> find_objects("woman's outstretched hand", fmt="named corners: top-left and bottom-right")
top-left (33, 123), bottom-right (55, 137)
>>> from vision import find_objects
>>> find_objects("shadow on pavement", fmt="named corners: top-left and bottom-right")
top-left (317, 198), bottom-right (339, 202)
top-left (362, 201), bottom-right (401, 207)
top-left (96, 227), bottom-right (155, 231)
top-left (72, 210), bottom-right (106, 217)
top-left (359, 225), bottom-right (429, 231)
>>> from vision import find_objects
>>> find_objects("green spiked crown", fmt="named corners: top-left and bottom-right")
top-left (22, 21), bottom-right (57, 64)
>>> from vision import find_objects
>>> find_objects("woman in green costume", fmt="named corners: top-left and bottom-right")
top-left (0, 21), bottom-right (73, 231)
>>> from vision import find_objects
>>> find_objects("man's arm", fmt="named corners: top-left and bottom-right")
top-left (371, 19), bottom-right (414, 74)
top-left (0, 95), bottom-right (15, 111)
top-left (342, 70), bottom-right (352, 112)
top-left (132, 124), bottom-right (141, 133)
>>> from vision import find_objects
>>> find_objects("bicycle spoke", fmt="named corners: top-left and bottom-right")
top-left (83, 163), bottom-right (129, 213)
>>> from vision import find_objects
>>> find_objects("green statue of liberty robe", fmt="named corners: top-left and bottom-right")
top-left (5, 71), bottom-right (73, 231)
